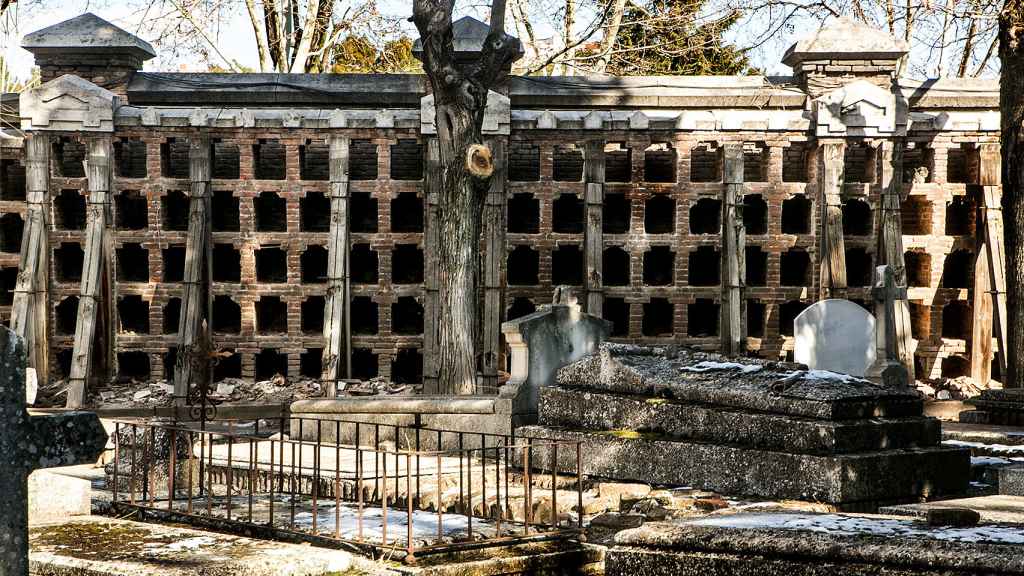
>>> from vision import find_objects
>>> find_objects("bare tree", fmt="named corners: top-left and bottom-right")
top-left (1000, 0), bottom-right (1024, 388)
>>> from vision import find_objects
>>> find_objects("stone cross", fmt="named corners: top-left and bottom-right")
top-left (0, 326), bottom-right (108, 576)
top-left (869, 265), bottom-right (911, 388)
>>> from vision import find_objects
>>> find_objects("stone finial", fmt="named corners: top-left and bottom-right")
top-left (412, 16), bottom-right (524, 64)
top-left (19, 75), bottom-right (117, 132)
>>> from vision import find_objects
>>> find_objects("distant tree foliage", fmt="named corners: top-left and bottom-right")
top-left (331, 36), bottom-right (422, 73)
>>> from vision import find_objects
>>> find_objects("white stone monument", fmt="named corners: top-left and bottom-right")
top-left (794, 299), bottom-right (876, 377)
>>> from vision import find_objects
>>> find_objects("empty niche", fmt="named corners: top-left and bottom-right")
top-left (300, 348), bottom-right (323, 378)
top-left (743, 195), bottom-right (768, 235)
top-left (778, 300), bottom-right (810, 337)
top-left (162, 191), bottom-right (189, 231)
top-left (508, 193), bottom-right (540, 233)
top-left (0, 213), bottom-right (23, 253)
top-left (254, 192), bottom-right (287, 232)
top-left (552, 193), bottom-right (584, 233)
top-left (301, 245), bottom-right (328, 283)
top-left (642, 298), bottom-right (673, 336)
top-left (688, 246), bottom-right (720, 286)
top-left (506, 297), bottom-right (536, 321)
top-left (163, 298), bottom-right (181, 334)
top-left (643, 246), bottom-right (675, 286)
top-left (780, 249), bottom-right (811, 286)
top-left (255, 296), bottom-right (288, 333)
top-left (603, 246), bottom-right (631, 286)
top-left (211, 190), bottom-right (240, 231)
top-left (255, 246), bottom-right (287, 283)
top-left (845, 247), bottom-right (873, 287)
top-left (114, 138), bottom-right (147, 178)
top-left (300, 139), bottom-right (329, 181)
top-left (56, 296), bottom-right (79, 335)
top-left (941, 355), bottom-right (970, 378)
top-left (53, 137), bottom-right (86, 178)
top-left (644, 143), bottom-right (676, 183)
top-left (55, 348), bottom-right (73, 378)
top-left (746, 246), bottom-right (767, 286)
top-left (507, 246), bottom-right (539, 285)
top-left (645, 195), bottom-right (675, 234)
top-left (253, 139), bottom-right (286, 180)
top-left (903, 142), bottom-right (934, 184)
top-left (392, 296), bottom-right (424, 335)
top-left (905, 251), bottom-right (931, 287)
top-left (551, 245), bottom-right (583, 285)
top-left (160, 138), bottom-right (190, 178)
top-left (352, 348), bottom-right (379, 380)
top-left (55, 243), bottom-right (84, 282)
top-left (390, 139), bottom-right (424, 180)
top-left (255, 349), bottom-right (288, 380)
top-left (351, 244), bottom-right (379, 284)
top-left (392, 348), bottom-right (423, 384)
top-left (300, 192), bottom-right (331, 232)
top-left (603, 193), bottom-right (631, 234)
top-left (350, 139), bottom-right (379, 181)
top-left (603, 297), bottom-right (629, 336)
top-left (901, 195), bottom-right (933, 235)
top-left (301, 296), bottom-right (325, 334)
top-left (391, 193), bottom-right (424, 233)
top-left (0, 159), bottom-right (26, 200)
top-left (0, 268), bottom-right (13, 305)
top-left (214, 351), bottom-right (242, 381)
top-left (743, 142), bottom-right (768, 182)
top-left (941, 300), bottom-right (971, 339)
top-left (162, 245), bottom-right (185, 282)
top-left (117, 295), bottom-right (150, 333)
top-left (117, 352), bottom-right (150, 380)
top-left (689, 198), bottom-right (721, 234)
top-left (116, 243), bottom-right (149, 282)
top-left (212, 295), bottom-right (241, 333)
top-left (553, 144), bottom-right (584, 182)
top-left (688, 298), bottom-right (719, 337)
top-left (392, 245), bottom-right (424, 284)
top-left (605, 142), bottom-right (632, 183)
top-left (509, 143), bottom-right (540, 181)
top-left (163, 349), bottom-right (177, 380)
top-left (55, 189), bottom-right (86, 230)
top-left (781, 195), bottom-right (811, 234)
top-left (212, 244), bottom-right (241, 282)
top-left (910, 301), bottom-right (931, 339)
top-left (746, 300), bottom-right (766, 338)
top-left (945, 195), bottom-right (975, 236)
top-left (350, 192), bottom-right (379, 233)
top-left (842, 198), bottom-right (872, 236)
top-left (782, 142), bottom-right (809, 182)
top-left (946, 144), bottom-right (972, 184)
top-left (351, 295), bottom-right (378, 334)
top-left (844, 142), bottom-right (875, 184)
top-left (212, 139), bottom-right (241, 179)
top-left (941, 249), bottom-right (973, 289)
top-left (690, 142), bottom-right (720, 183)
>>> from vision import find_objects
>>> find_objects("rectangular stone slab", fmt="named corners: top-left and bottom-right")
top-left (518, 426), bottom-right (969, 506)
top-left (539, 386), bottom-right (941, 455)
top-left (556, 344), bottom-right (922, 420)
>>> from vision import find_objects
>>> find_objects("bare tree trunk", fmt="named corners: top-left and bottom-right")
top-left (244, 0), bottom-right (273, 71)
top-left (562, 0), bottom-right (575, 74)
top-left (1000, 0), bottom-right (1024, 388)
top-left (593, 0), bottom-right (627, 73)
top-left (959, 3), bottom-right (978, 77)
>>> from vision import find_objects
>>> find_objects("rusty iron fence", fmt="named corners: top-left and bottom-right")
top-left (108, 418), bottom-right (584, 562)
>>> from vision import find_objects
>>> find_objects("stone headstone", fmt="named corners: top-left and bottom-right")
top-left (794, 299), bottom-right (876, 377)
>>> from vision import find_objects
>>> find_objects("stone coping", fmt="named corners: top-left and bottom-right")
top-left (291, 395), bottom-right (507, 415)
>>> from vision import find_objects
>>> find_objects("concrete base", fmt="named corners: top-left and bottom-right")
top-left (28, 470), bottom-right (91, 524)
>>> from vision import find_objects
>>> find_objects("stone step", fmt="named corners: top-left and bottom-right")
top-left (517, 426), bottom-right (970, 507)
top-left (539, 386), bottom-right (941, 455)
top-left (1000, 465), bottom-right (1024, 496)
top-left (879, 494), bottom-right (1024, 524)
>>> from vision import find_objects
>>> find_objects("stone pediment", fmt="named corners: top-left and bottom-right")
top-left (420, 91), bottom-right (510, 135)
top-left (814, 80), bottom-right (901, 137)
top-left (20, 75), bottom-right (117, 132)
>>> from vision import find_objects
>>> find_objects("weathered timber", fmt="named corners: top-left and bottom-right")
top-left (721, 143), bottom-right (745, 356)
top-left (584, 139), bottom-right (605, 315)
top-left (322, 136), bottom-right (351, 383)
top-left (480, 137), bottom-right (506, 389)
top-left (422, 137), bottom-right (441, 393)
top-left (818, 141), bottom-right (847, 299)
top-left (978, 143), bottom-right (1007, 379)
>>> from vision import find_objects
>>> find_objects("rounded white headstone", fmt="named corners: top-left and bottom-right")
top-left (793, 299), bottom-right (876, 377)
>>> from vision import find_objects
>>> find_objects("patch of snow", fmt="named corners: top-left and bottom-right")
top-left (944, 440), bottom-right (1024, 455)
top-left (682, 361), bottom-right (762, 374)
top-left (162, 536), bottom-right (218, 551)
top-left (292, 504), bottom-right (490, 543)
top-left (971, 456), bottom-right (1013, 467)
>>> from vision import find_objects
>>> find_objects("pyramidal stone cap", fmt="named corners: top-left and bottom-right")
top-left (782, 16), bottom-right (908, 67)
top-left (22, 13), bottom-right (156, 60)
top-left (413, 15), bottom-right (522, 60)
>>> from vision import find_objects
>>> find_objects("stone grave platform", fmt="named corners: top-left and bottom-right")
top-left (518, 344), bottom-right (969, 509)
top-left (962, 389), bottom-right (1024, 426)
top-left (880, 494), bottom-right (1024, 524)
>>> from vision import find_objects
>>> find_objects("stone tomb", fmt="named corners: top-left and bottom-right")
top-left (794, 298), bottom-right (876, 377)
top-left (518, 343), bottom-right (969, 509)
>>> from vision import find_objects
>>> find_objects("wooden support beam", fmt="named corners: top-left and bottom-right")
top-left (480, 137), bottom-right (506, 390)
top-left (977, 143), bottom-right (1007, 379)
top-left (322, 136), bottom-right (351, 384)
top-left (67, 138), bottom-right (113, 408)
top-left (721, 143), bottom-right (745, 356)
top-left (173, 136), bottom-right (212, 404)
top-left (584, 139), bottom-right (605, 315)
top-left (817, 141), bottom-right (847, 299)
top-left (11, 133), bottom-right (51, 389)
top-left (422, 138), bottom-right (441, 394)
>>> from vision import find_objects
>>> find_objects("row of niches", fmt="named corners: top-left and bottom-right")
top-left (52, 346), bottom-right (423, 384)
top-left (50, 242), bottom-right (425, 285)
top-left (506, 245), bottom-right (975, 289)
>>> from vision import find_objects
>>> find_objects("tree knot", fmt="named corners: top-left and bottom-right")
top-left (466, 144), bottom-right (494, 179)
